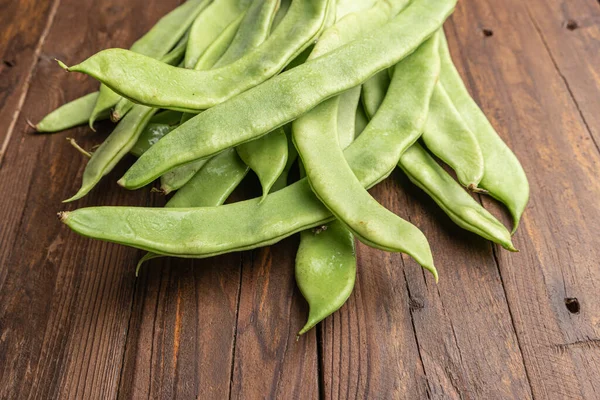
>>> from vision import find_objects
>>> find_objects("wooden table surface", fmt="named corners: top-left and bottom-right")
top-left (1, 0), bottom-right (599, 399)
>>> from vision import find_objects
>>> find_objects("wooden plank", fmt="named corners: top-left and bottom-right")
top-left (116, 255), bottom-right (243, 399)
top-left (525, 0), bottom-right (600, 146)
top-left (0, 0), bottom-right (56, 165)
top-left (448, 0), bottom-right (600, 398)
top-left (0, 0), bottom-right (182, 398)
top-left (229, 241), bottom-right (320, 398)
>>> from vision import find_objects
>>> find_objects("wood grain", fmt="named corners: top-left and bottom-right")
top-left (0, 0), bottom-right (56, 165)
top-left (0, 0), bottom-right (182, 398)
top-left (448, 0), bottom-right (600, 398)
top-left (1, 0), bottom-right (599, 398)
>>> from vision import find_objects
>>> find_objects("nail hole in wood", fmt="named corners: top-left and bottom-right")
top-left (565, 298), bottom-right (580, 314)
top-left (565, 20), bottom-right (579, 31)
top-left (3, 60), bottom-right (15, 68)
top-left (482, 28), bottom-right (494, 37)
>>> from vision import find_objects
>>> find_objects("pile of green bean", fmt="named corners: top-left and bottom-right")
top-left (37, 0), bottom-right (529, 334)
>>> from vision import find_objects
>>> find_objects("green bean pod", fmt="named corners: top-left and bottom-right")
top-left (293, 35), bottom-right (440, 277)
top-left (62, 0), bottom-right (331, 112)
top-left (354, 102), bottom-right (369, 137)
top-left (399, 143), bottom-right (516, 251)
top-left (438, 31), bottom-right (529, 232)
top-left (35, 92), bottom-right (106, 133)
top-left (137, 148), bottom-right (250, 272)
top-left (160, 159), bottom-right (209, 195)
top-left (117, 0), bottom-right (456, 189)
top-left (270, 127), bottom-right (297, 192)
top-left (296, 222), bottom-right (356, 335)
top-left (361, 70), bottom-right (390, 118)
top-left (236, 128), bottom-right (288, 200)
top-left (422, 83), bottom-right (484, 189)
top-left (185, 0), bottom-right (252, 69)
top-left (90, 0), bottom-right (210, 127)
top-left (336, 87), bottom-right (362, 149)
top-left (64, 105), bottom-right (157, 202)
top-left (111, 33), bottom-right (190, 123)
top-left (130, 123), bottom-right (174, 158)
top-left (192, 11), bottom-right (247, 71)
top-left (217, 0), bottom-right (280, 66)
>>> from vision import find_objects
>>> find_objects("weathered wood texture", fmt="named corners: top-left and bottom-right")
top-left (1, 0), bottom-right (599, 399)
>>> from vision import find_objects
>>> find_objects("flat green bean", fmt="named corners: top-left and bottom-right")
top-left (399, 143), bottom-right (516, 251)
top-left (236, 128), bottom-right (288, 200)
top-left (64, 105), bottom-right (157, 202)
top-left (217, 0), bottom-right (280, 66)
top-left (117, 0), bottom-right (456, 189)
top-left (270, 127), bottom-right (297, 192)
top-left (63, 0), bottom-right (331, 112)
top-left (161, 159), bottom-right (209, 194)
top-left (162, 0), bottom-right (279, 193)
top-left (35, 92), bottom-right (106, 133)
top-left (185, 0), bottom-right (251, 69)
top-left (422, 83), bottom-right (484, 189)
top-left (111, 33), bottom-right (190, 123)
top-left (193, 14), bottom-right (246, 71)
top-left (271, 0), bottom-right (290, 30)
top-left (90, 0), bottom-right (209, 126)
top-left (335, 0), bottom-right (378, 20)
top-left (336, 87), bottom-right (362, 149)
top-left (137, 148), bottom-right (250, 271)
top-left (293, 35), bottom-right (440, 276)
top-left (296, 222), bottom-right (356, 335)
top-left (354, 102), bottom-right (368, 137)
top-left (362, 70), bottom-right (389, 118)
top-left (130, 123), bottom-right (174, 158)
top-left (439, 31), bottom-right (529, 232)
top-left (296, 76), bottom-right (360, 334)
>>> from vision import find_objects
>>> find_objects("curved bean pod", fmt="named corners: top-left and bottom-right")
top-left (117, 0), bottom-right (456, 189)
top-left (438, 32), bottom-right (529, 232)
top-left (130, 123), bottom-right (174, 158)
top-left (296, 222), bottom-right (356, 335)
top-left (35, 92), bottom-right (106, 133)
top-left (361, 70), bottom-right (389, 118)
top-left (270, 127), bottom-right (297, 192)
top-left (185, 0), bottom-right (251, 69)
top-left (293, 35), bottom-right (440, 276)
top-left (335, 0), bottom-right (378, 21)
top-left (111, 32), bottom-right (189, 123)
top-left (421, 83), bottom-right (484, 189)
top-left (64, 105), bottom-right (157, 202)
top-left (399, 143), bottom-right (516, 251)
top-left (61, 0), bottom-right (331, 112)
top-left (90, 0), bottom-right (210, 126)
top-left (236, 128), bottom-right (288, 200)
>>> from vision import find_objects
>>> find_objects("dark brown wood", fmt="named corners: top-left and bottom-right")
top-left (0, 0), bottom-right (56, 165)
top-left (1, 0), bottom-right (600, 399)
top-left (447, 0), bottom-right (600, 398)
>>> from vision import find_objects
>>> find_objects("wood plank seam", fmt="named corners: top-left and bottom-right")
top-left (316, 322), bottom-right (325, 399)
top-left (227, 255), bottom-right (244, 400)
top-left (524, 6), bottom-right (600, 155)
top-left (402, 268), bottom-right (433, 400)
top-left (0, 0), bottom-right (62, 168)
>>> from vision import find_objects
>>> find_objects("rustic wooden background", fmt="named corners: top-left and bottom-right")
top-left (1, 0), bottom-right (599, 398)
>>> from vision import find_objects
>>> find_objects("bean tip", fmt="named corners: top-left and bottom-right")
top-left (110, 110), bottom-right (121, 123)
top-left (468, 183), bottom-right (488, 194)
top-left (55, 59), bottom-right (70, 71)
top-left (117, 178), bottom-right (127, 188)
top-left (26, 119), bottom-right (39, 132)
top-left (57, 211), bottom-right (69, 222)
